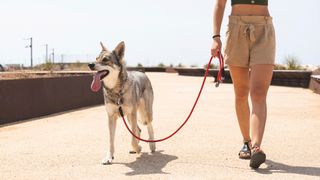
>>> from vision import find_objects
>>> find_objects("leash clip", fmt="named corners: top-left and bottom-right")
top-left (119, 106), bottom-right (124, 117)
top-left (116, 98), bottom-right (123, 106)
top-left (214, 52), bottom-right (225, 88)
top-left (215, 81), bottom-right (221, 87)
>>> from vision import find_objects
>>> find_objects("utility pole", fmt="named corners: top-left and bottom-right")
top-left (30, 38), bottom-right (33, 68)
top-left (45, 44), bottom-right (48, 62)
top-left (25, 37), bottom-right (33, 68)
top-left (51, 49), bottom-right (55, 64)
top-left (61, 54), bottom-right (64, 63)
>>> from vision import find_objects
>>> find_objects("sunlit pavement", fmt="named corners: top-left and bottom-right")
top-left (1, 72), bottom-right (320, 180)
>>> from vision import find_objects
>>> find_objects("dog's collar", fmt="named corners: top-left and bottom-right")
top-left (103, 85), bottom-right (125, 106)
top-left (103, 73), bottom-right (128, 106)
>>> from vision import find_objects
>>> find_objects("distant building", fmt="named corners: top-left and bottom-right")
top-left (5, 64), bottom-right (24, 71)
top-left (0, 64), bottom-right (5, 72)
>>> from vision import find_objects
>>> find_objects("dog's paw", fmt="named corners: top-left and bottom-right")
top-left (101, 156), bottom-right (114, 165)
top-left (129, 145), bottom-right (142, 154)
top-left (149, 142), bottom-right (156, 153)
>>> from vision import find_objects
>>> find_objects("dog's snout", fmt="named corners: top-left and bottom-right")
top-left (88, 63), bottom-right (95, 70)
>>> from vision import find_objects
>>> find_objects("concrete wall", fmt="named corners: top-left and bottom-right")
top-left (309, 68), bottom-right (320, 94)
top-left (0, 69), bottom-right (316, 125)
top-left (175, 68), bottom-right (312, 88)
top-left (271, 70), bottom-right (312, 88)
top-left (0, 75), bottom-right (104, 125)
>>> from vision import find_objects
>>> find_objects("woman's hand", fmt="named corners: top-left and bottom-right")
top-left (211, 37), bottom-right (222, 57)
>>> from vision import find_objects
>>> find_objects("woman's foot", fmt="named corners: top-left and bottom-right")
top-left (238, 140), bottom-right (252, 159)
top-left (249, 146), bottom-right (266, 169)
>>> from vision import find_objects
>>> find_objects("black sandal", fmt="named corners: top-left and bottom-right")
top-left (250, 146), bottom-right (266, 169)
top-left (238, 140), bottom-right (251, 159)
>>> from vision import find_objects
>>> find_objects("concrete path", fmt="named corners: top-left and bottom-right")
top-left (1, 72), bottom-right (320, 180)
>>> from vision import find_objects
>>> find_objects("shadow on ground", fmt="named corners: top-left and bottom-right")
top-left (255, 160), bottom-right (320, 177)
top-left (116, 150), bottom-right (178, 176)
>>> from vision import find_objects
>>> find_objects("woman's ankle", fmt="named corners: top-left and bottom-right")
top-left (251, 145), bottom-right (264, 153)
top-left (243, 139), bottom-right (252, 149)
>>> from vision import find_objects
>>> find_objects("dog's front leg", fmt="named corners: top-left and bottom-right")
top-left (102, 114), bottom-right (117, 165)
top-left (128, 112), bottom-right (142, 154)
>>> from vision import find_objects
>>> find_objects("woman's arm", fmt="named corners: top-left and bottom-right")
top-left (211, 0), bottom-right (227, 57)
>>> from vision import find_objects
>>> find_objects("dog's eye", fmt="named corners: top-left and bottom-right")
top-left (102, 57), bottom-right (110, 62)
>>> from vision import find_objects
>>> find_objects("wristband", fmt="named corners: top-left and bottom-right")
top-left (212, 35), bottom-right (221, 39)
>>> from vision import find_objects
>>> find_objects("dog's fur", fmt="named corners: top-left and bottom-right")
top-left (89, 41), bottom-right (155, 165)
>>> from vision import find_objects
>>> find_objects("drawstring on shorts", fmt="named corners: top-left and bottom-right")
top-left (244, 24), bottom-right (256, 42)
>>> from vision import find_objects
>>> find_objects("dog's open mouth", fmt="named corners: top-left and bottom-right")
top-left (99, 70), bottom-right (109, 80)
top-left (90, 70), bottom-right (109, 92)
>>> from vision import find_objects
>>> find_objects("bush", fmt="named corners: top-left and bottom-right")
top-left (43, 60), bottom-right (54, 71)
top-left (137, 63), bottom-right (143, 67)
top-left (274, 64), bottom-right (286, 70)
top-left (69, 61), bottom-right (88, 70)
top-left (203, 63), bottom-right (217, 69)
top-left (177, 63), bottom-right (185, 68)
top-left (284, 55), bottom-right (303, 70)
top-left (158, 63), bottom-right (166, 67)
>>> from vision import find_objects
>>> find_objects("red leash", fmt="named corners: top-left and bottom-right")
top-left (215, 52), bottom-right (225, 87)
top-left (119, 53), bottom-right (225, 143)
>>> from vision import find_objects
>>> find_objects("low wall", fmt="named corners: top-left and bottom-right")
top-left (144, 67), bottom-right (177, 73)
top-left (128, 67), bottom-right (176, 73)
top-left (175, 68), bottom-right (312, 88)
top-left (309, 68), bottom-right (320, 94)
top-left (271, 70), bottom-right (312, 88)
top-left (0, 68), bottom-right (316, 125)
top-left (0, 75), bottom-right (104, 125)
top-left (175, 68), bottom-right (233, 83)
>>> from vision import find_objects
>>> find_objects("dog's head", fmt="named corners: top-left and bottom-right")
top-left (89, 41), bottom-right (126, 92)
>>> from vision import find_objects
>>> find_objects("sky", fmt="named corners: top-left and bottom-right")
top-left (0, 0), bottom-right (319, 67)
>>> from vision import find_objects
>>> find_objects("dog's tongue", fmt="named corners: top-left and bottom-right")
top-left (91, 72), bottom-right (105, 92)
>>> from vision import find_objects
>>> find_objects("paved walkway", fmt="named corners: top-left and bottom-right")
top-left (1, 73), bottom-right (320, 180)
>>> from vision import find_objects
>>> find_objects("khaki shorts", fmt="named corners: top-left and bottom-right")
top-left (223, 16), bottom-right (276, 67)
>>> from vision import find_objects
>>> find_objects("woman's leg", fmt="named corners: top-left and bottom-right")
top-left (229, 65), bottom-right (251, 142)
top-left (249, 64), bottom-right (274, 147)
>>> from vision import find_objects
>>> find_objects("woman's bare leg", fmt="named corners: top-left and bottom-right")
top-left (249, 64), bottom-right (274, 147)
top-left (229, 65), bottom-right (251, 142)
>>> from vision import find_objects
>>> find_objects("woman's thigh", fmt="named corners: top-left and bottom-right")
top-left (249, 64), bottom-right (274, 100)
top-left (229, 65), bottom-right (250, 98)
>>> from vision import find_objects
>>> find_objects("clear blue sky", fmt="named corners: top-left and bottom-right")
top-left (0, 0), bottom-right (319, 67)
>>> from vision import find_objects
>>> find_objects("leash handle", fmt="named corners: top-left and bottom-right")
top-left (214, 52), bottom-right (225, 87)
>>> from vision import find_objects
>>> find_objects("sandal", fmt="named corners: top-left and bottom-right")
top-left (250, 146), bottom-right (266, 169)
top-left (238, 140), bottom-right (251, 159)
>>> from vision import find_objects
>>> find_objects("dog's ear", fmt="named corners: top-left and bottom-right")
top-left (113, 41), bottom-right (125, 61)
top-left (100, 42), bottom-right (108, 51)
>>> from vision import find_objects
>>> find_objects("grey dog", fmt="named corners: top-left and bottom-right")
top-left (88, 41), bottom-right (156, 165)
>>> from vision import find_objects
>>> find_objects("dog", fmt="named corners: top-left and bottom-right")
top-left (88, 41), bottom-right (156, 165)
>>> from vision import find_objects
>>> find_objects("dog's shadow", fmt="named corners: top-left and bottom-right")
top-left (254, 159), bottom-right (320, 177)
top-left (116, 150), bottom-right (178, 176)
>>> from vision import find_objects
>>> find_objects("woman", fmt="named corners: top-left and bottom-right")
top-left (211, 0), bottom-right (275, 169)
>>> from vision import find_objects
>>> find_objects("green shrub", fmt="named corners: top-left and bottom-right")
top-left (158, 63), bottom-right (166, 67)
top-left (203, 63), bottom-right (217, 69)
top-left (284, 55), bottom-right (303, 70)
top-left (177, 63), bottom-right (185, 68)
top-left (274, 64), bottom-right (286, 70)
top-left (43, 60), bottom-right (54, 71)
